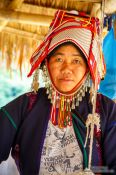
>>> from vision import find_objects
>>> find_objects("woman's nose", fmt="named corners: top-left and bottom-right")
top-left (61, 62), bottom-right (72, 75)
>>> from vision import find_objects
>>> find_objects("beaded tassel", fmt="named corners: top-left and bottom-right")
top-left (51, 91), bottom-right (57, 125)
top-left (84, 113), bottom-right (100, 147)
top-left (57, 96), bottom-right (73, 128)
top-left (31, 68), bottom-right (39, 93)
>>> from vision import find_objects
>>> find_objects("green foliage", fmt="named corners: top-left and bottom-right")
top-left (0, 67), bottom-right (32, 107)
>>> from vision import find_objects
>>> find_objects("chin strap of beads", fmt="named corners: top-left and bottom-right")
top-left (42, 64), bottom-right (91, 128)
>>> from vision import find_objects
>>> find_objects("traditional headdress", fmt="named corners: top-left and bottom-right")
top-left (28, 10), bottom-right (106, 173)
top-left (28, 10), bottom-right (105, 85)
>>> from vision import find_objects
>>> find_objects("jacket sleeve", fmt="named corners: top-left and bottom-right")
top-left (0, 93), bottom-right (29, 163)
top-left (100, 94), bottom-right (116, 173)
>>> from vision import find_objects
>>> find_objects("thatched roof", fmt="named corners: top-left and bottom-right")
top-left (0, 0), bottom-right (116, 73)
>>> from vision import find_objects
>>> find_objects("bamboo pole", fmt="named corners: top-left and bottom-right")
top-left (19, 3), bottom-right (56, 16)
top-left (90, 3), bottom-right (101, 19)
top-left (8, 0), bottom-right (24, 9)
top-left (0, 9), bottom-right (53, 26)
top-left (3, 26), bottom-right (45, 41)
top-left (68, 0), bottom-right (101, 2)
top-left (0, 0), bottom-right (6, 8)
top-left (0, 0), bottom-right (24, 32)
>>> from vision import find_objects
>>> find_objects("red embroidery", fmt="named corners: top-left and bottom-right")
top-left (26, 92), bottom-right (38, 112)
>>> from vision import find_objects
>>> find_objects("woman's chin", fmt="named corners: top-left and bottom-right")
top-left (56, 86), bottom-right (75, 94)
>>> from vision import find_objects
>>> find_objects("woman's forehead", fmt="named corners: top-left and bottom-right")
top-left (49, 42), bottom-right (84, 57)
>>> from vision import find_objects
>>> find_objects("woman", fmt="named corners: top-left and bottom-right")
top-left (0, 10), bottom-right (116, 175)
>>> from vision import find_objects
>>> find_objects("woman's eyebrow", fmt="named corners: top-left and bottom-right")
top-left (53, 52), bottom-right (82, 56)
top-left (53, 52), bottom-right (64, 56)
top-left (72, 54), bottom-right (82, 56)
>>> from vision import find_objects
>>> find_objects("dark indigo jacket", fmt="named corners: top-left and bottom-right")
top-left (0, 88), bottom-right (116, 175)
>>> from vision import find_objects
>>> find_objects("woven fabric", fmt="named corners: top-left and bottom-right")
top-left (48, 24), bottom-right (92, 58)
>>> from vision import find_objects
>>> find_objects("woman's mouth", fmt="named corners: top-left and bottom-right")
top-left (59, 78), bottom-right (74, 82)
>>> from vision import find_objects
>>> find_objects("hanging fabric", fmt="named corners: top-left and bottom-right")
top-left (99, 25), bottom-right (116, 99)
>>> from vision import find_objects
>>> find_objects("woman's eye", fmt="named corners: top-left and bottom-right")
top-left (56, 57), bottom-right (63, 62)
top-left (73, 59), bottom-right (80, 64)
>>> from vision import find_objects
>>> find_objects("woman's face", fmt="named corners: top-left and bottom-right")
top-left (48, 43), bottom-right (87, 93)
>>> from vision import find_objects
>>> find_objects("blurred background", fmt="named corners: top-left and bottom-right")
top-left (0, 0), bottom-right (116, 174)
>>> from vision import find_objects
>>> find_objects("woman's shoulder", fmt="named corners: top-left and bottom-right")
top-left (1, 88), bottom-right (47, 113)
top-left (96, 92), bottom-right (116, 123)
top-left (25, 87), bottom-right (48, 111)
top-left (97, 92), bottom-right (116, 106)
